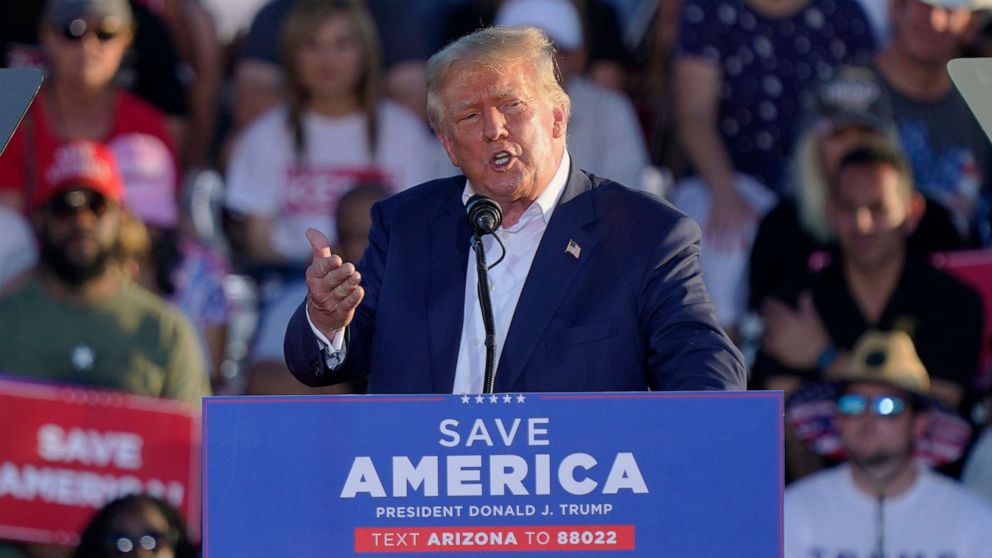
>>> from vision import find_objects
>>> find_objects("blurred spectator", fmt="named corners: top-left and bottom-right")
top-left (627, 0), bottom-right (684, 176)
top-left (0, 141), bottom-right (210, 406)
top-left (224, 0), bottom-right (435, 272)
top-left (674, 0), bottom-right (877, 241)
top-left (672, 0), bottom-right (876, 334)
top-left (0, 0), bottom-right (181, 225)
top-left (245, 182), bottom-right (387, 395)
top-left (0, 205), bottom-right (37, 295)
top-left (231, 0), bottom-right (447, 131)
top-left (120, 214), bottom-right (232, 391)
top-left (870, 0), bottom-right (992, 245)
top-left (443, 0), bottom-right (632, 92)
top-left (749, 66), bottom-right (962, 312)
top-left (75, 494), bottom-right (196, 558)
top-left (494, 0), bottom-right (650, 191)
top-left (785, 330), bottom-right (992, 557)
top-left (133, 0), bottom-right (223, 168)
top-left (0, 1), bottom-right (190, 152)
top-left (755, 144), bottom-right (983, 413)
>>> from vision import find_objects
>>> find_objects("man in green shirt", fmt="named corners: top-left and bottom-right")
top-left (0, 140), bottom-right (209, 406)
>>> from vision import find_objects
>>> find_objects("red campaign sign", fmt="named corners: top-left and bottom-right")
top-left (0, 377), bottom-right (200, 546)
top-left (354, 525), bottom-right (636, 553)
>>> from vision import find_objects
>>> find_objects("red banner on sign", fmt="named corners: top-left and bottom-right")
top-left (354, 525), bottom-right (636, 553)
top-left (0, 377), bottom-right (200, 546)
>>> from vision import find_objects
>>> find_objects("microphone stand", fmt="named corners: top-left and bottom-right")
top-left (471, 233), bottom-right (498, 394)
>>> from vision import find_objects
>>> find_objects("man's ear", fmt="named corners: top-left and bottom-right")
top-left (552, 105), bottom-right (567, 139)
top-left (905, 192), bottom-right (925, 235)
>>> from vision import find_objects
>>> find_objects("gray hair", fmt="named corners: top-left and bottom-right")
top-left (425, 26), bottom-right (571, 132)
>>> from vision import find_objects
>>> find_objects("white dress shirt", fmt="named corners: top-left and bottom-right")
top-left (309, 151), bottom-right (572, 392)
top-left (452, 151), bottom-right (570, 393)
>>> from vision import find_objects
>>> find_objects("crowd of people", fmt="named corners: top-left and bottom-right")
top-left (2, 0), bottom-right (992, 556)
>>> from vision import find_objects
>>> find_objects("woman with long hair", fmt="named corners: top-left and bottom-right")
top-left (224, 0), bottom-right (437, 271)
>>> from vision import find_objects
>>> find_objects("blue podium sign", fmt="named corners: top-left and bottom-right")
top-left (203, 392), bottom-right (782, 556)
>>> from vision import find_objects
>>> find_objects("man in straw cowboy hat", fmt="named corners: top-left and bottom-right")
top-left (785, 329), bottom-right (992, 558)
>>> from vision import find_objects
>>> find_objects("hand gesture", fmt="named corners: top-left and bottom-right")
top-left (760, 291), bottom-right (830, 370)
top-left (304, 228), bottom-right (364, 338)
top-left (705, 188), bottom-right (759, 252)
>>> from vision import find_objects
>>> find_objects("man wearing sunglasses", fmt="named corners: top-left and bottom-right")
top-left (0, 141), bottom-right (208, 407)
top-left (785, 330), bottom-right (992, 558)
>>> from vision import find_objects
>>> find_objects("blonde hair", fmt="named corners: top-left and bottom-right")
top-left (279, 0), bottom-right (383, 161)
top-left (791, 129), bottom-right (834, 243)
top-left (425, 26), bottom-right (571, 133)
top-left (789, 124), bottom-right (905, 243)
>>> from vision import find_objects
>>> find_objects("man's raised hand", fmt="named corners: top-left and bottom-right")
top-left (305, 228), bottom-right (364, 337)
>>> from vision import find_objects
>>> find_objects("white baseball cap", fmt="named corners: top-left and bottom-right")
top-left (495, 0), bottom-right (584, 51)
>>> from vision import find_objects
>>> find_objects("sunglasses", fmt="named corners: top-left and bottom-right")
top-left (47, 189), bottom-right (110, 218)
top-left (60, 18), bottom-right (120, 42)
top-left (106, 531), bottom-right (175, 555)
top-left (836, 393), bottom-right (908, 417)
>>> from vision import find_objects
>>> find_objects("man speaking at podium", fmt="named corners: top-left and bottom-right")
top-left (284, 25), bottom-right (745, 394)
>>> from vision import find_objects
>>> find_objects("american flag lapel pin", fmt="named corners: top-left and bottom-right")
top-left (565, 239), bottom-right (581, 259)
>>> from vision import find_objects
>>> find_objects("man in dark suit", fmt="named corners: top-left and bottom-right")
top-left (284, 25), bottom-right (746, 393)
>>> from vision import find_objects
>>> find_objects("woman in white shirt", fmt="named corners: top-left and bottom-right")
top-left (225, 0), bottom-right (437, 270)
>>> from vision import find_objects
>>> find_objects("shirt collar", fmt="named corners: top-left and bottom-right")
top-left (461, 149), bottom-right (571, 228)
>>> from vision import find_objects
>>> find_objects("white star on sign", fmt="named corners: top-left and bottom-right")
top-left (516, 394), bottom-right (526, 403)
top-left (475, 395), bottom-right (485, 404)
top-left (503, 394), bottom-right (513, 403)
top-left (461, 395), bottom-right (470, 404)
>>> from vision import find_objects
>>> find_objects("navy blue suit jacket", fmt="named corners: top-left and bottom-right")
top-left (285, 163), bottom-right (746, 393)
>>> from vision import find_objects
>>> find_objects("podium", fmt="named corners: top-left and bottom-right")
top-left (202, 391), bottom-right (782, 556)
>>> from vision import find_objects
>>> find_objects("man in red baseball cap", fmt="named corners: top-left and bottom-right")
top-left (0, 140), bottom-right (208, 404)
top-left (30, 141), bottom-right (126, 289)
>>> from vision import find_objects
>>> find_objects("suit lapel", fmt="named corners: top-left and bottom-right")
top-left (428, 188), bottom-right (472, 392)
top-left (495, 166), bottom-right (600, 391)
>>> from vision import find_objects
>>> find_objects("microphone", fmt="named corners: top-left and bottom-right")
top-left (466, 194), bottom-right (502, 236)
top-left (465, 194), bottom-right (502, 393)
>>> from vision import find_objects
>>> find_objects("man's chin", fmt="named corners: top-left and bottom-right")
top-left (474, 178), bottom-right (525, 201)
top-left (41, 244), bottom-right (112, 287)
top-left (50, 260), bottom-right (109, 287)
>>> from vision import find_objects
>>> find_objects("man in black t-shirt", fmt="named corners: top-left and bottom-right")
top-left (756, 143), bottom-right (983, 412)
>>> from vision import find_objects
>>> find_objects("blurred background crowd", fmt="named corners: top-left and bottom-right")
top-left (3, 0), bottom-right (992, 555)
